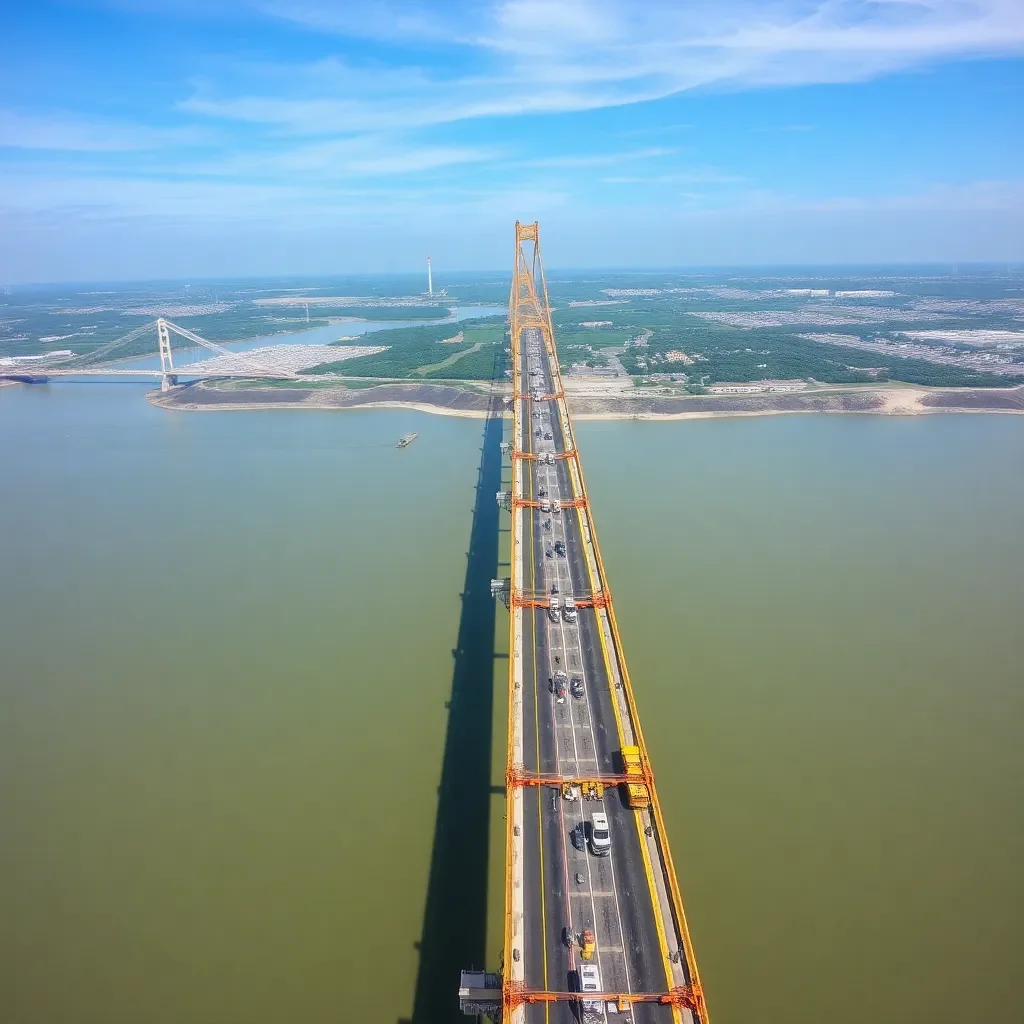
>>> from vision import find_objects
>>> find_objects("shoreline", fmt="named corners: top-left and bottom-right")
top-left (147, 379), bottom-right (1024, 420)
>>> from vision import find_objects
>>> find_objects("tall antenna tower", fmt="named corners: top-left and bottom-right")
top-left (427, 255), bottom-right (433, 297)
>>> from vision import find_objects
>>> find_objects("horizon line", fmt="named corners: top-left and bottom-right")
top-left (7, 260), bottom-right (1024, 290)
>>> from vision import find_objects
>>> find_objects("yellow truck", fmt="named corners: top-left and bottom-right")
top-left (621, 745), bottom-right (650, 808)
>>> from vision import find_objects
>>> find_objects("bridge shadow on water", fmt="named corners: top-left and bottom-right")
top-left (402, 398), bottom-right (504, 1024)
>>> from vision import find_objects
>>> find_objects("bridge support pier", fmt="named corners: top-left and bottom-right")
top-left (459, 970), bottom-right (502, 1022)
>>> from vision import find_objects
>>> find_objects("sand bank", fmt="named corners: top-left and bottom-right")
top-left (148, 380), bottom-right (1024, 420)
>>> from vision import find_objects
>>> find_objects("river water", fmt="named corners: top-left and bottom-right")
top-left (1, 386), bottom-right (1021, 1024)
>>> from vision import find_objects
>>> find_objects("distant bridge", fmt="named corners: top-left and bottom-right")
top-left (4, 318), bottom-right (295, 390)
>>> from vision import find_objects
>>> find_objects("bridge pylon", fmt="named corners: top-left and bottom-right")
top-left (156, 318), bottom-right (177, 391)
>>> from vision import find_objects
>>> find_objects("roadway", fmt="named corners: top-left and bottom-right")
top-left (517, 325), bottom-right (675, 1023)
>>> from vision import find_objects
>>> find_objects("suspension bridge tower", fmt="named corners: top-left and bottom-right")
top-left (156, 318), bottom-right (178, 391)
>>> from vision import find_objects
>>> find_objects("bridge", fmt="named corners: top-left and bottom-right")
top-left (461, 222), bottom-right (709, 1024)
top-left (2, 318), bottom-right (297, 390)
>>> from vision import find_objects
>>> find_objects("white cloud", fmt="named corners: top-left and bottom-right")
top-left (0, 110), bottom-right (207, 152)
top-left (177, 1), bottom-right (1024, 138)
top-left (649, 177), bottom-right (1024, 215)
top-left (601, 170), bottom-right (746, 185)
top-left (4, 0), bottom-right (1022, 277)
top-left (0, 164), bottom-right (568, 225)
top-left (190, 133), bottom-right (502, 178)
top-left (527, 147), bottom-right (677, 169)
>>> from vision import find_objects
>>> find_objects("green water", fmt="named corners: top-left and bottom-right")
top-left (1, 385), bottom-right (1022, 1024)
top-left (581, 416), bottom-right (1024, 1024)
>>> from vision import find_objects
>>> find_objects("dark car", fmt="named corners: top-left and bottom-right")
top-left (554, 540), bottom-right (566, 556)
top-left (570, 822), bottom-right (586, 851)
top-left (551, 672), bottom-right (568, 699)
top-left (545, 547), bottom-right (553, 558)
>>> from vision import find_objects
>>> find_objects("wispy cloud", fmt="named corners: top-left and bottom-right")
top-left (619, 122), bottom-right (693, 137)
top-left (647, 177), bottom-right (1024, 215)
top-left (175, 2), bottom-right (1024, 140)
top-left (0, 165), bottom-right (569, 225)
top-left (3, 0), bottom-right (1022, 277)
top-left (602, 170), bottom-right (745, 185)
top-left (0, 110), bottom-right (207, 152)
top-left (191, 133), bottom-right (502, 178)
top-left (527, 147), bottom-right (677, 169)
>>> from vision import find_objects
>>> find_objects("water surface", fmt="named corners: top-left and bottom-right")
top-left (1, 388), bottom-right (1022, 1024)
top-left (579, 415), bottom-right (1024, 1024)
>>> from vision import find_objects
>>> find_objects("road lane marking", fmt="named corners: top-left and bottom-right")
top-left (524, 341), bottom-right (550, 1019)
top-left (537, 341), bottom-right (634, 1002)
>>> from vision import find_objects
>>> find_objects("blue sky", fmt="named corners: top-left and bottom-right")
top-left (1, 0), bottom-right (1023, 282)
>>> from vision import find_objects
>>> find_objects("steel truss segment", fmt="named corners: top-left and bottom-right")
top-left (505, 768), bottom-right (653, 788)
top-left (506, 984), bottom-right (705, 1012)
top-left (510, 449), bottom-right (577, 461)
top-left (510, 592), bottom-right (609, 609)
top-left (511, 497), bottom-right (588, 509)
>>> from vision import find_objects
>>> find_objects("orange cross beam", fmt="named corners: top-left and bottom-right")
top-left (505, 985), bottom-right (705, 1014)
top-left (511, 592), bottom-right (609, 609)
top-left (506, 767), bottom-right (635, 788)
top-left (510, 449), bottom-right (577, 461)
top-left (506, 762), bottom-right (654, 788)
top-left (511, 391), bottom-right (565, 401)
top-left (512, 496), bottom-right (588, 509)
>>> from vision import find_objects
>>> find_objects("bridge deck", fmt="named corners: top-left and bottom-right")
top-left (502, 222), bottom-right (707, 1024)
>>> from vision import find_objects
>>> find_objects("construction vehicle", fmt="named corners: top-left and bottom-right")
top-left (621, 745), bottom-right (650, 808)
top-left (580, 928), bottom-right (596, 961)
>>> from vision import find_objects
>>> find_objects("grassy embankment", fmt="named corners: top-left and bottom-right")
top-left (301, 316), bottom-right (507, 380)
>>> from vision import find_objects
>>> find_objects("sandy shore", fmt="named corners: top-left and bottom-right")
top-left (147, 380), bottom-right (498, 417)
top-left (147, 380), bottom-right (1024, 420)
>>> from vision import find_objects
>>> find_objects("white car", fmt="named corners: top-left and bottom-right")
top-left (577, 964), bottom-right (603, 1024)
top-left (589, 812), bottom-right (611, 856)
